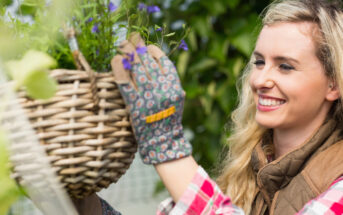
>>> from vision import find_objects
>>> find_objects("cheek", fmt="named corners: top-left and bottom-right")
top-left (283, 77), bottom-right (328, 108)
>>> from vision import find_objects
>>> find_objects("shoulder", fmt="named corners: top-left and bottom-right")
top-left (302, 140), bottom-right (343, 195)
top-left (297, 176), bottom-right (343, 215)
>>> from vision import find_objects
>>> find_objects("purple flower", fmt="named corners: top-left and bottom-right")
top-left (136, 46), bottom-right (147, 55)
top-left (92, 23), bottom-right (99, 33)
top-left (138, 3), bottom-right (146, 10)
top-left (147, 5), bottom-right (160, 14)
top-left (122, 52), bottom-right (135, 70)
top-left (156, 27), bottom-right (162, 32)
top-left (122, 58), bottom-right (132, 70)
top-left (178, 40), bottom-right (188, 51)
top-left (127, 52), bottom-right (135, 62)
top-left (108, 2), bottom-right (117, 12)
top-left (86, 17), bottom-right (93, 23)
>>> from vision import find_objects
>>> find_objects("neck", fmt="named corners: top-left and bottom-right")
top-left (273, 115), bottom-right (328, 159)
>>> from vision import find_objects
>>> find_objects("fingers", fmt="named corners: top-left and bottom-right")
top-left (114, 39), bottom-right (144, 89)
top-left (128, 32), bottom-right (146, 48)
top-left (147, 45), bottom-right (180, 84)
top-left (127, 33), bottom-right (166, 75)
top-left (111, 55), bottom-right (131, 84)
top-left (147, 45), bottom-right (165, 60)
top-left (147, 45), bottom-right (166, 75)
top-left (111, 54), bottom-right (139, 113)
top-left (113, 33), bottom-right (179, 94)
top-left (118, 40), bottom-right (140, 64)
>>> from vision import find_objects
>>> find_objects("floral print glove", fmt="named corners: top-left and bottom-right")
top-left (111, 34), bottom-right (192, 164)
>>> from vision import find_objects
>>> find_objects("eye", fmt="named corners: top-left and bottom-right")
top-left (279, 63), bottom-right (294, 71)
top-left (253, 60), bottom-right (265, 66)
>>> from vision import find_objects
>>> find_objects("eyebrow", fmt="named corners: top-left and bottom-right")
top-left (253, 51), bottom-right (300, 65)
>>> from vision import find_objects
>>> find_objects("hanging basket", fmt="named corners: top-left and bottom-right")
top-left (16, 54), bottom-right (137, 199)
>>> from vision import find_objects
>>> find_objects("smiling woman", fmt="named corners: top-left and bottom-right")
top-left (216, 0), bottom-right (343, 214)
top-left (249, 21), bottom-right (340, 157)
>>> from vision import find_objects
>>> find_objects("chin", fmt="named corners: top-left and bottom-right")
top-left (255, 115), bottom-right (280, 129)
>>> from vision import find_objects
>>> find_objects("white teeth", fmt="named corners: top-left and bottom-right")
top-left (259, 98), bottom-right (285, 106)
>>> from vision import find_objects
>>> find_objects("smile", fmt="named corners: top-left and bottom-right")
top-left (259, 98), bottom-right (285, 106)
top-left (258, 95), bottom-right (286, 111)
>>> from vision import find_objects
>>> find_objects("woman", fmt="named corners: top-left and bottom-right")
top-left (82, 0), bottom-right (343, 214)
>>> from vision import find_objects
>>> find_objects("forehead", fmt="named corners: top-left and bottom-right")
top-left (255, 22), bottom-right (318, 57)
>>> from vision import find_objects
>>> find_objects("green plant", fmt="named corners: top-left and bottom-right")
top-left (3, 0), bottom-right (190, 72)
top-left (0, 129), bottom-right (22, 215)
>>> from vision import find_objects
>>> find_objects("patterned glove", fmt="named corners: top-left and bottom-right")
top-left (111, 36), bottom-right (192, 164)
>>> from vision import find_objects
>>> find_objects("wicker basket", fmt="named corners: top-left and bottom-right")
top-left (16, 65), bottom-right (137, 198)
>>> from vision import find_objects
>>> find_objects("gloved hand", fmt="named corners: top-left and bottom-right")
top-left (111, 34), bottom-right (192, 164)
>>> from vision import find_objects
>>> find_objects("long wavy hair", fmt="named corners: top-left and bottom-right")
top-left (216, 0), bottom-right (343, 213)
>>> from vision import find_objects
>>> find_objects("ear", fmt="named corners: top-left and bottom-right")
top-left (326, 82), bottom-right (340, 101)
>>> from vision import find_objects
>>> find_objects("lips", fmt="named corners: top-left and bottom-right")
top-left (257, 95), bottom-right (286, 111)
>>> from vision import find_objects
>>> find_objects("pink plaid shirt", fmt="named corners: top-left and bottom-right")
top-left (157, 166), bottom-right (343, 215)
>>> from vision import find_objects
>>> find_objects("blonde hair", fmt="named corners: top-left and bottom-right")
top-left (216, 0), bottom-right (343, 214)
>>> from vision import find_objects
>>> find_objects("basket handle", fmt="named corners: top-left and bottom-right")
top-left (65, 27), bottom-right (99, 108)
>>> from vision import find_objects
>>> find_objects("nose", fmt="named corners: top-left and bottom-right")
top-left (250, 67), bottom-right (275, 91)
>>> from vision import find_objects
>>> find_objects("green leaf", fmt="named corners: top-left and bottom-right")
top-left (176, 51), bottom-right (190, 79)
top-left (232, 57), bottom-right (244, 78)
top-left (153, 180), bottom-right (165, 196)
top-left (0, 130), bottom-right (21, 215)
top-left (188, 30), bottom-right (198, 51)
top-left (201, 0), bottom-right (227, 15)
top-left (6, 50), bottom-right (57, 98)
top-left (184, 80), bottom-right (203, 99)
top-left (0, 0), bottom-right (13, 7)
top-left (231, 33), bottom-right (253, 57)
top-left (129, 13), bottom-right (138, 21)
top-left (193, 17), bottom-right (211, 37)
top-left (164, 32), bottom-right (176, 37)
top-left (25, 70), bottom-right (57, 99)
top-left (80, 3), bottom-right (97, 9)
top-left (216, 81), bottom-right (237, 114)
top-left (226, 0), bottom-right (240, 9)
top-left (207, 81), bottom-right (216, 97)
top-left (204, 108), bottom-right (221, 133)
top-left (189, 58), bottom-right (217, 74)
top-left (18, 4), bottom-right (37, 16)
top-left (209, 37), bottom-right (230, 63)
top-left (154, 24), bottom-right (161, 30)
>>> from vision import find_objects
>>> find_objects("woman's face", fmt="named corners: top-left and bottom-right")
top-left (249, 22), bottom-right (339, 131)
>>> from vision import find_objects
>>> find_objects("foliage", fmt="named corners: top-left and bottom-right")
top-left (148, 0), bottom-right (272, 173)
top-left (0, 129), bottom-right (22, 215)
top-left (0, 0), bottom-right (74, 61)
top-left (2, 0), bottom-right (189, 72)
top-left (70, 0), bottom-right (190, 71)
top-left (6, 50), bottom-right (57, 99)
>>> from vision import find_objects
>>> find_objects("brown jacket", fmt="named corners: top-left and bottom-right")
top-left (250, 120), bottom-right (343, 215)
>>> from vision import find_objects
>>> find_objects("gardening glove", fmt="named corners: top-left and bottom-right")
top-left (111, 34), bottom-right (192, 164)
